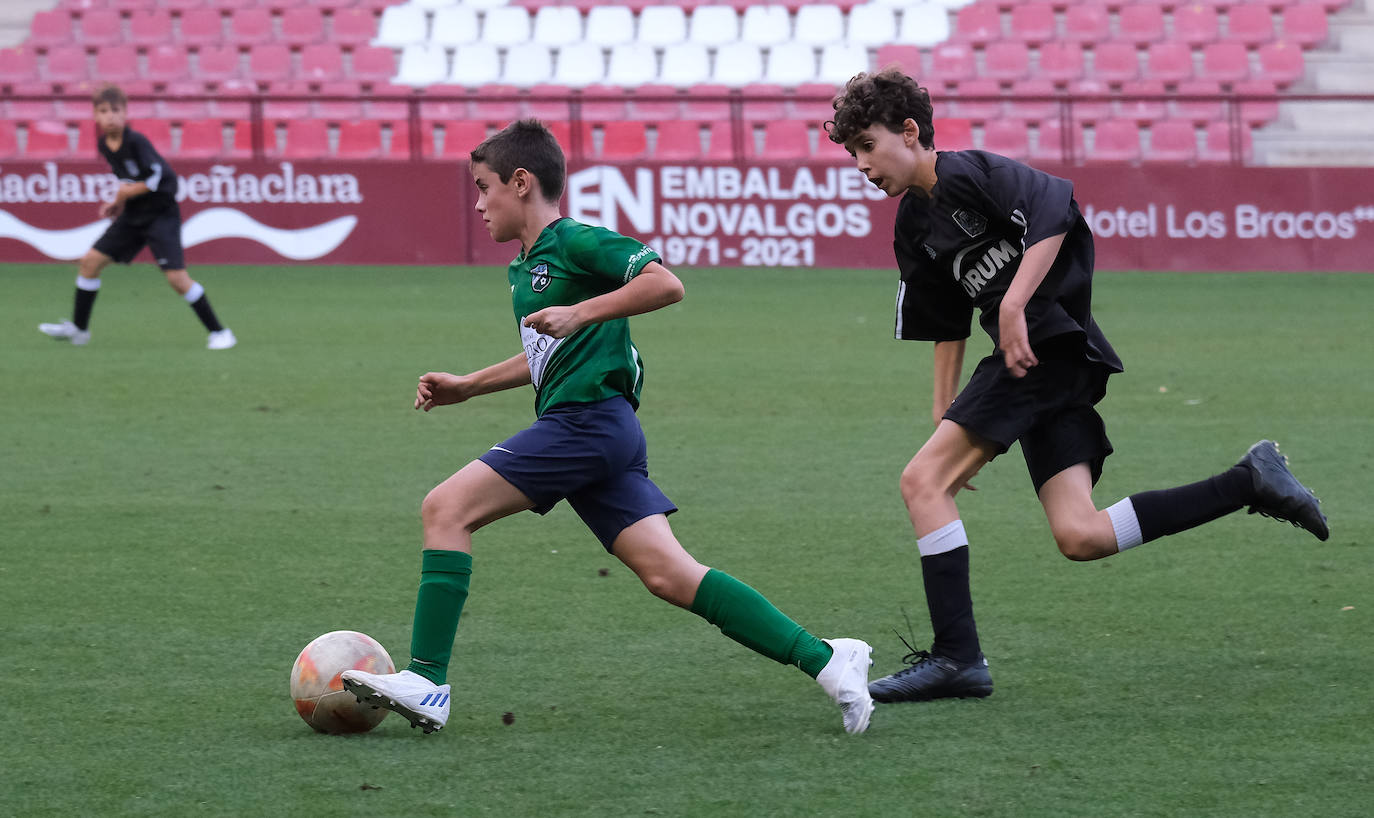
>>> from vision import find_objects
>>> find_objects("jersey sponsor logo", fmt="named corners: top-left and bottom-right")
top-left (952, 209), bottom-right (988, 239)
top-left (923, 243), bottom-right (937, 259)
top-left (624, 244), bottom-right (654, 282)
top-left (519, 319), bottom-right (563, 390)
top-left (953, 238), bottom-right (1021, 298)
top-left (530, 262), bottom-right (551, 292)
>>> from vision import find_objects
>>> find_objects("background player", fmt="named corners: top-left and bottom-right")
top-left (341, 120), bottom-right (874, 735)
top-left (825, 68), bottom-right (1329, 705)
top-left (39, 83), bottom-right (235, 350)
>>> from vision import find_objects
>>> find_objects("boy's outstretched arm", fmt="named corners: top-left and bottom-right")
top-left (522, 261), bottom-right (684, 338)
top-left (415, 353), bottom-right (532, 412)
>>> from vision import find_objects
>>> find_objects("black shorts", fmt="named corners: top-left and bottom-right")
top-left (944, 352), bottom-right (1114, 493)
top-left (93, 204), bottom-right (185, 270)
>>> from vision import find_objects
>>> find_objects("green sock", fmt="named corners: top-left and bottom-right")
top-left (405, 549), bottom-right (472, 685)
top-left (689, 568), bottom-right (834, 679)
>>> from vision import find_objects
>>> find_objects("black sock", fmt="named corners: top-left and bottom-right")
top-left (73, 287), bottom-right (98, 330)
top-left (1129, 465), bottom-right (1253, 543)
top-left (921, 546), bottom-right (981, 664)
top-left (189, 294), bottom-right (224, 332)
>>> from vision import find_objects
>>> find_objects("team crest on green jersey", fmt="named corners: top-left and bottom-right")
top-left (530, 262), bottom-right (551, 292)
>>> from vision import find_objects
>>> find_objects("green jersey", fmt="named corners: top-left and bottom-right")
top-left (509, 218), bottom-right (661, 416)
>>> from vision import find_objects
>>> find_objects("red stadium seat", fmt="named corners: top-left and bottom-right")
top-left (1280, 5), bottom-right (1329, 49)
top-left (95, 46), bottom-right (140, 83)
top-left (128, 10), bottom-right (175, 49)
top-left (438, 119), bottom-right (489, 158)
top-left (265, 81), bottom-right (314, 119)
top-left (135, 118), bottom-right (174, 152)
top-left (626, 83), bottom-right (682, 121)
top-left (938, 117), bottom-right (975, 151)
top-left (1065, 78), bottom-right (1113, 124)
top-left (273, 118), bottom-right (330, 158)
top-left (1038, 42), bottom-right (1085, 86)
top-left (1145, 119), bottom-right (1198, 164)
top-left (1117, 78), bottom-right (1167, 124)
top-left (740, 82), bottom-right (788, 121)
top-left (1005, 77), bottom-right (1057, 124)
top-left (1091, 41), bottom-right (1141, 85)
top-left (983, 41), bottom-right (1030, 83)
top-left (387, 120), bottom-right (428, 160)
top-left (75, 120), bottom-right (98, 155)
top-left (23, 120), bottom-right (71, 158)
top-left (1256, 41), bottom-right (1305, 88)
top-left (314, 80), bottom-right (365, 119)
top-left (120, 79), bottom-right (158, 119)
top-left (682, 83), bottom-right (732, 121)
top-left (1031, 119), bottom-right (1085, 163)
top-left (161, 0), bottom-right (205, 10)
top-left (176, 119), bottom-right (227, 158)
top-left (750, 120), bottom-right (811, 159)
top-left (144, 45), bottom-right (191, 85)
top-left (26, 11), bottom-right (73, 51)
top-left (362, 83), bottom-right (414, 120)
top-left (1117, 5), bottom-right (1164, 47)
top-left (227, 119), bottom-right (258, 157)
top-left (331, 8), bottom-right (380, 48)
top-left (1174, 4), bottom-right (1221, 47)
top-left (704, 120), bottom-right (737, 159)
top-left (1200, 120), bottom-right (1252, 163)
top-left (337, 119), bottom-right (383, 158)
top-left (652, 120), bottom-right (705, 159)
top-left (949, 78), bottom-right (1002, 121)
top-left (229, 9), bottom-right (276, 48)
top-left (1225, 4), bottom-right (1275, 47)
top-left (1235, 78), bottom-right (1279, 125)
top-left (418, 84), bottom-right (469, 121)
top-left (280, 8), bottom-right (325, 48)
top-left (79, 9), bottom-right (124, 49)
top-left (0, 47), bottom-right (40, 85)
top-left (178, 9), bottom-right (224, 48)
top-left (42, 46), bottom-right (89, 85)
top-left (1146, 42), bottom-right (1194, 84)
top-left (350, 46), bottom-right (397, 84)
top-left (981, 119), bottom-right (1030, 160)
top-left (1063, 3), bottom-right (1111, 46)
top-left (300, 45), bottom-right (345, 83)
top-left (579, 84), bottom-right (630, 122)
top-left (1172, 78), bottom-right (1225, 124)
top-left (790, 82), bottom-right (836, 124)
top-left (952, 4), bottom-right (1002, 47)
top-left (53, 79), bottom-right (96, 120)
top-left (1010, 3), bottom-right (1056, 46)
top-left (1202, 41), bottom-right (1251, 84)
top-left (157, 79), bottom-right (211, 119)
top-left (1088, 119), bottom-right (1141, 163)
top-left (6, 81), bottom-right (55, 120)
top-left (525, 83), bottom-right (574, 121)
top-left (930, 43), bottom-right (977, 87)
top-left (874, 45), bottom-right (922, 77)
top-left (0, 120), bottom-right (18, 158)
top-left (469, 83), bottom-right (522, 126)
top-left (209, 79), bottom-right (257, 118)
top-left (196, 46), bottom-right (242, 85)
top-left (599, 120), bottom-right (649, 159)
top-left (249, 45), bottom-right (294, 85)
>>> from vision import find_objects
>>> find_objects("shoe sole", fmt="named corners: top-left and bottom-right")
top-left (870, 686), bottom-right (993, 704)
top-left (341, 677), bottom-right (445, 734)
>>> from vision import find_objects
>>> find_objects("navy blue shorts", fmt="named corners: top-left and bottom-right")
top-left (478, 397), bottom-right (677, 550)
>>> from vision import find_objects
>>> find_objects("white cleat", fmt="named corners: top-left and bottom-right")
top-left (817, 638), bottom-right (875, 734)
top-left (341, 668), bottom-right (450, 733)
top-left (207, 328), bottom-right (237, 350)
top-left (39, 320), bottom-right (91, 346)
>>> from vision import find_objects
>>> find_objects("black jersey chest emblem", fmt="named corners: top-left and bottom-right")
top-left (951, 209), bottom-right (988, 239)
top-left (529, 263), bottom-right (551, 292)
top-left (124, 159), bottom-right (140, 177)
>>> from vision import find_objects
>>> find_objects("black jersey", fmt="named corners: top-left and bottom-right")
top-left (98, 126), bottom-right (178, 223)
top-left (893, 150), bottom-right (1121, 372)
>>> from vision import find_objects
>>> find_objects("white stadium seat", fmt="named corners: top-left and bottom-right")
top-left (793, 5), bottom-right (845, 47)
top-left (764, 42), bottom-right (818, 86)
top-left (481, 7), bottom-right (531, 48)
top-left (740, 5), bottom-right (791, 48)
top-left (584, 6), bottom-right (636, 48)
top-left (606, 42), bottom-right (659, 86)
top-left (449, 42), bottom-right (502, 86)
top-left (818, 42), bottom-right (870, 85)
top-left (659, 43), bottom-right (712, 86)
top-left (373, 5), bottom-right (428, 49)
top-left (712, 42), bottom-right (764, 87)
top-left (396, 43), bottom-right (448, 86)
top-left (688, 5), bottom-right (740, 48)
top-left (897, 3), bottom-right (953, 48)
top-left (430, 6), bottom-right (479, 49)
top-left (638, 6), bottom-right (688, 48)
top-left (408, 0), bottom-right (455, 9)
top-left (554, 42), bottom-right (607, 87)
top-left (502, 44), bottom-right (554, 87)
top-left (532, 6), bottom-right (583, 48)
top-left (845, 4), bottom-right (898, 49)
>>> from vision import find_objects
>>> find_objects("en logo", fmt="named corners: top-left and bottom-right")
top-left (530, 262), bottom-right (551, 292)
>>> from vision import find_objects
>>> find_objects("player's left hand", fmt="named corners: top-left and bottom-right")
top-left (522, 306), bottom-right (584, 338)
top-left (998, 305), bottom-right (1038, 378)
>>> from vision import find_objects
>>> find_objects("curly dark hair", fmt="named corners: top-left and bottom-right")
top-left (471, 119), bottom-right (567, 202)
top-left (825, 68), bottom-right (935, 149)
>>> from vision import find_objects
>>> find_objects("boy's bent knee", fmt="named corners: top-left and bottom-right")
top-left (421, 486), bottom-right (473, 533)
top-left (1053, 526), bottom-right (1110, 561)
top-left (900, 462), bottom-right (946, 507)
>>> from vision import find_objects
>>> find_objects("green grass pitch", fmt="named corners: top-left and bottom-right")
top-left (2, 263), bottom-right (1370, 817)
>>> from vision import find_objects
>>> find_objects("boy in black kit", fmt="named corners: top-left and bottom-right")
top-left (39, 84), bottom-right (235, 349)
top-left (826, 68), bottom-right (1328, 704)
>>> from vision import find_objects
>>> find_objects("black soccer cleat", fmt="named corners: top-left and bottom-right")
top-left (1237, 440), bottom-right (1329, 541)
top-left (868, 650), bottom-right (993, 703)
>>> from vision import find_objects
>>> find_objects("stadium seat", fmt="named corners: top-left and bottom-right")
top-left (606, 42), bottom-right (659, 86)
top-left (483, 7), bottom-right (533, 48)
top-left (350, 46), bottom-right (398, 85)
top-left (42, 46), bottom-right (89, 86)
top-left (51, 78), bottom-right (94, 120)
top-left (1065, 77), bottom-right (1113, 124)
top-left (951, 3), bottom-right (1002, 47)
top-left (793, 4), bottom-right (844, 47)
top-left (981, 118), bottom-right (1030, 160)
top-left (579, 83), bottom-right (631, 121)
top-left (177, 8), bottom-right (224, 49)
top-left (1031, 119), bottom-right (1085, 163)
top-left (1005, 77), bottom-right (1057, 124)
top-left (399, 44), bottom-right (451, 86)
top-left (209, 79), bottom-right (257, 119)
top-left (895, 4), bottom-right (951, 48)
top-left (1172, 78), bottom-right (1225, 124)
top-left (1063, 3), bottom-right (1110, 46)
top-left (74, 120), bottom-right (97, 156)
top-left (438, 119), bottom-right (489, 158)
top-left (790, 82), bottom-right (837, 123)
top-left (1144, 119), bottom-right (1198, 164)
top-left (554, 42), bottom-right (608, 87)
top-left (740, 5), bottom-right (790, 48)
top-left (661, 43), bottom-right (712, 86)
top-left (0, 120), bottom-right (21, 158)
top-left (764, 42), bottom-right (817, 86)
top-left (703, 119), bottom-right (738, 160)
top-left (363, 83), bottom-right (415, 120)
top-left (331, 8), bottom-right (380, 48)
top-left (418, 83), bottom-right (470, 120)
top-left (160, 0), bottom-right (205, 11)
top-left (525, 82), bottom-right (574, 121)
top-left (264, 81), bottom-right (314, 119)
top-left (1235, 78), bottom-right (1278, 126)
top-left (1146, 42), bottom-right (1194, 84)
top-left (682, 83), bottom-right (731, 121)
top-left (128, 10), bottom-right (174, 49)
top-left (688, 5), bottom-right (740, 48)
top-left (336, 119), bottom-right (383, 158)
top-left (469, 83), bottom-right (522, 125)
top-left (430, 6), bottom-right (480, 48)
top-left (819, 42), bottom-right (869, 85)
top-left (874, 45), bottom-right (923, 77)
top-left (1280, 4), bottom-right (1329, 48)
top-left (300, 45), bottom-right (345, 83)
top-left (1225, 4), bottom-right (1275, 47)
top-left (930, 43), bottom-right (977, 86)
top-left (1089, 118), bottom-right (1142, 163)
top-left (387, 119), bottom-right (428, 160)
top-left (196, 46), bottom-right (242, 86)
top-left (652, 120), bottom-right (706, 159)
top-left (638, 6), bottom-right (689, 47)
top-left (1201, 41), bottom-right (1251, 84)
top-left (7, 81), bottom-right (56, 120)
top-left (982, 41), bottom-right (1030, 83)
top-left (1038, 42), bottom-right (1085, 86)
top-left (938, 117), bottom-right (974, 151)
top-left (26, 11), bottom-right (73, 52)
top-left (79, 9), bottom-right (124, 49)
top-left (314, 80), bottom-right (365, 119)
top-left (280, 8), bottom-right (326, 48)
top-left (274, 118), bottom-right (330, 158)
top-left (740, 81), bottom-right (788, 121)
top-left (712, 43), bottom-right (764, 87)
top-left (0, 47), bottom-right (39, 86)
top-left (1010, 3), bottom-right (1056, 46)
top-left (1173, 4), bottom-right (1220, 47)
top-left (1091, 41), bottom-right (1141, 85)
top-left (226, 119), bottom-right (258, 158)
top-left (599, 120), bottom-right (649, 159)
top-left (249, 45), bottom-right (294, 86)
top-left (229, 9), bottom-right (276, 48)
top-left (373, 5), bottom-right (427, 49)
top-left (1199, 120), bottom-right (1252, 163)
top-left (1117, 78), bottom-right (1167, 124)
top-left (584, 6), bottom-right (635, 48)
top-left (627, 83), bottom-right (682, 120)
top-left (119, 79), bottom-right (158, 119)
top-left (23, 120), bottom-right (70, 158)
top-left (157, 79), bottom-right (210, 119)
top-left (1256, 40), bottom-right (1305, 89)
top-left (134, 118), bottom-right (174, 153)
top-left (502, 45), bottom-right (554, 87)
top-left (95, 46), bottom-right (140, 83)
top-left (846, 4), bottom-right (898, 49)
top-left (949, 77), bottom-right (1002, 121)
top-left (751, 119), bottom-right (811, 160)
top-left (532, 5), bottom-right (584, 47)
top-left (1117, 5), bottom-right (1164, 47)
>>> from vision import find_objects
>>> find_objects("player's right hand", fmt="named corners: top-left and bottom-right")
top-left (415, 371), bottom-right (471, 411)
top-left (98, 201), bottom-right (120, 219)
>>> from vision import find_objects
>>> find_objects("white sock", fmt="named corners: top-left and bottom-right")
top-left (1107, 498), bottom-right (1143, 551)
top-left (183, 281), bottom-right (205, 303)
top-left (76, 276), bottom-right (101, 291)
top-left (917, 519), bottom-right (969, 557)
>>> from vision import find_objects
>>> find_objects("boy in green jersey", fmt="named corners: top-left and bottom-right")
top-left (343, 120), bottom-right (875, 735)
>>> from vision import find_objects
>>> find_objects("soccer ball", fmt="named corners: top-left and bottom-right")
top-left (290, 630), bottom-right (395, 734)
